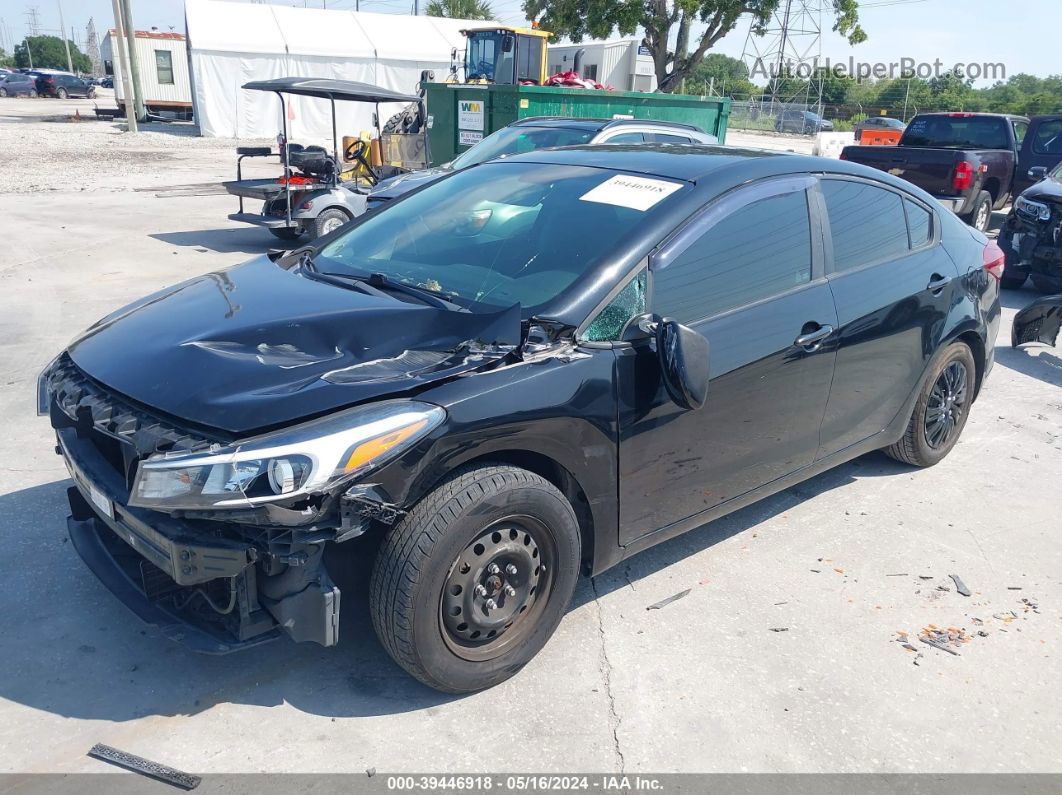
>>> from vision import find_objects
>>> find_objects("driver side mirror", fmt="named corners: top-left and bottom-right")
top-left (502, 35), bottom-right (514, 53)
top-left (637, 315), bottom-right (710, 410)
top-left (1029, 166), bottom-right (1048, 181)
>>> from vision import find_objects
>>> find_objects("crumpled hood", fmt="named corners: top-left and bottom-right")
top-left (370, 166), bottom-right (452, 200)
top-left (67, 257), bottom-right (521, 434)
top-left (1021, 177), bottom-right (1062, 204)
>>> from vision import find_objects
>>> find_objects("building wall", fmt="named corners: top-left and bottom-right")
top-left (102, 32), bottom-right (192, 106)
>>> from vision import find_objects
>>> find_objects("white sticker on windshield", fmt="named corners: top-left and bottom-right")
top-left (579, 175), bottom-right (683, 211)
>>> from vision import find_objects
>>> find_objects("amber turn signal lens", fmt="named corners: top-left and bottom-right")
top-left (344, 419), bottom-right (429, 472)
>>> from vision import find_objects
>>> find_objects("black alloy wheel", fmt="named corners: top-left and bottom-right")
top-left (884, 341), bottom-right (976, 467)
top-left (924, 360), bottom-right (968, 449)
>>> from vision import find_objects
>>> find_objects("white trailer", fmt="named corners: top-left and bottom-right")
top-left (547, 38), bottom-right (657, 92)
top-left (101, 29), bottom-right (192, 119)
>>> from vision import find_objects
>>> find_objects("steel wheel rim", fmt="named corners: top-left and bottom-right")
top-left (440, 515), bottom-right (556, 662)
top-left (320, 216), bottom-right (343, 235)
top-left (924, 360), bottom-right (968, 449)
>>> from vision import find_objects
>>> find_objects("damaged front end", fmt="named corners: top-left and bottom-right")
top-left (41, 355), bottom-right (449, 652)
top-left (1001, 195), bottom-right (1062, 288)
top-left (1012, 294), bottom-right (1062, 348)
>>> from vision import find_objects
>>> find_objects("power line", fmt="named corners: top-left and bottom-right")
top-left (25, 5), bottom-right (42, 37)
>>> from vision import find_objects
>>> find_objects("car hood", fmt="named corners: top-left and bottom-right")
top-left (66, 257), bottom-right (522, 435)
top-left (1020, 178), bottom-right (1062, 204)
top-left (370, 166), bottom-right (452, 200)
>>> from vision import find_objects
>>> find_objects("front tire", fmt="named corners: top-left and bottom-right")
top-left (884, 341), bottom-right (976, 467)
top-left (0, 88), bottom-right (7, 98)
top-left (370, 464), bottom-right (581, 693)
top-left (56, 87), bottom-right (68, 100)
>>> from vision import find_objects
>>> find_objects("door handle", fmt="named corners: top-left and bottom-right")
top-left (794, 323), bottom-right (834, 351)
top-left (927, 273), bottom-right (952, 293)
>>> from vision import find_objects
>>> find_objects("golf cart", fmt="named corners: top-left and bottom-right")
top-left (224, 77), bottom-right (427, 241)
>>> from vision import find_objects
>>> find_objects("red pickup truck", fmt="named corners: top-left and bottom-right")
top-left (841, 113), bottom-right (1031, 232)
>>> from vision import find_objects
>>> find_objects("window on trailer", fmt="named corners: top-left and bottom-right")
top-left (155, 50), bottom-right (174, 85)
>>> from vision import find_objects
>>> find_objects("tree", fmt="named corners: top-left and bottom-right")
top-left (15, 36), bottom-right (91, 72)
top-left (523, 0), bottom-right (867, 93)
top-left (0, 49), bottom-right (14, 69)
top-left (426, 0), bottom-right (496, 20)
top-left (682, 53), bottom-right (757, 95)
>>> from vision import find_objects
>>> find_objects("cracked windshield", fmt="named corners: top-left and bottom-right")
top-left (316, 162), bottom-right (687, 312)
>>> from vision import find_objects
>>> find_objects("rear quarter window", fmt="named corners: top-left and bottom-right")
top-left (821, 180), bottom-right (909, 271)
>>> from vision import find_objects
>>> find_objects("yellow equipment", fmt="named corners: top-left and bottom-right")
top-left (457, 26), bottom-right (551, 86)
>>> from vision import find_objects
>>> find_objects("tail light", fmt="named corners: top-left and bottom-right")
top-left (838, 150), bottom-right (848, 161)
top-left (953, 161), bottom-right (974, 192)
top-left (983, 240), bottom-right (1005, 282)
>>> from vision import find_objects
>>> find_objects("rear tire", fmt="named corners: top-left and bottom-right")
top-left (884, 341), bottom-right (976, 468)
top-left (0, 88), bottom-right (7, 98)
top-left (370, 464), bottom-right (581, 693)
top-left (964, 190), bottom-right (992, 233)
top-left (268, 226), bottom-right (302, 241)
top-left (56, 87), bottom-right (68, 100)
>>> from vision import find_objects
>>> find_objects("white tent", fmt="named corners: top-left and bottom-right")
top-left (185, 0), bottom-right (494, 140)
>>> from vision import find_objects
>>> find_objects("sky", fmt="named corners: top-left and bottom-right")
top-left (2, 0), bottom-right (1058, 87)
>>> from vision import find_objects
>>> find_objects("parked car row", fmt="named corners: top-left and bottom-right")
top-left (0, 69), bottom-right (97, 99)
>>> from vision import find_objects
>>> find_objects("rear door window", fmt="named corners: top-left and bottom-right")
top-left (602, 132), bottom-right (646, 143)
top-left (652, 188), bottom-right (813, 323)
top-left (647, 132), bottom-right (693, 143)
top-left (821, 179), bottom-right (909, 272)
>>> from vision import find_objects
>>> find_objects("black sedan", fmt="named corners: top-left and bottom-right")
top-left (39, 145), bottom-right (1002, 693)
top-left (999, 160), bottom-right (1062, 292)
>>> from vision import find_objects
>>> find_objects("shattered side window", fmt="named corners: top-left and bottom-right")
top-left (582, 270), bottom-right (646, 342)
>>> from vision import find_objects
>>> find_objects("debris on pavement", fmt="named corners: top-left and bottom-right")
top-left (919, 625), bottom-right (969, 655)
top-left (367, 767), bottom-right (377, 777)
top-left (1021, 597), bottom-right (1041, 614)
top-left (87, 744), bottom-right (200, 790)
top-left (1008, 586), bottom-right (1023, 590)
top-left (768, 627), bottom-right (789, 632)
top-left (886, 572), bottom-right (908, 577)
top-left (646, 589), bottom-right (691, 610)
top-left (949, 574), bottom-right (972, 597)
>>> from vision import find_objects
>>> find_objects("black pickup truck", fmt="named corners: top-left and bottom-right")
top-left (842, 112), bottom-right (1031, 232)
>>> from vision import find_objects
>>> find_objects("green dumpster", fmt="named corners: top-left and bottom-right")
top-left (424, 83), bottom-right (730, 166)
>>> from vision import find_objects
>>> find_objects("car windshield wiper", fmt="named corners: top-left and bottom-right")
top-left (316, 270), bottom-right (466, 312)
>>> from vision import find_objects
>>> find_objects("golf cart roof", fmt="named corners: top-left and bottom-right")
top-left (241, 77), bottom-right (420, 104)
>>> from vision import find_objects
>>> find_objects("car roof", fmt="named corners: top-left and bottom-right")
top-left (493, 142), bottom-right (946, 197)
top-left (510, 116), bottom-right (701, 133)
top-left (496, 143), bottom-right (791, 181)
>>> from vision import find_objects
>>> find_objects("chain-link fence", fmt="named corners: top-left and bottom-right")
top-left (725, 95), bottom-right (1034, 137)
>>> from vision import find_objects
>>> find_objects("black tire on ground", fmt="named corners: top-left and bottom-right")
top-left (311, 207), bottom-right (351, 239)
top-left (1031, 273), bottom-right (1062, 294)
top-left (28, 90), bottom-right (37, 98)
top-left (0, 88), bottom-right (7, 98)
top-left (56, 87), bottom-right (68, 99)
top-left (999, 271), bottom-right (1028, 290)
top-left (884, 341), bottom-right (977, 468)
top-left (370, 463), bottom-right (582, 693)
top-left (964, 190), bottom-right (992, 233)
top-left (88, 89), bottom-right (96, 99)
top-left (268, 226), bottom-right (303, 241)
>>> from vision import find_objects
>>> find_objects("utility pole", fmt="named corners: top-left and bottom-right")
top-left (119, 0), bottom-right (146, 121)
top-left (110, 0), bottom-right (137, 132)
top-left (57, 1), bottom-right (72, 73)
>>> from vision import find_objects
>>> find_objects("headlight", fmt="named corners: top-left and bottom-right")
top-left (1015, 196), bottom-right (1051, 221)
top-left (36, 354), bottom-right (61, 416)
top-left (129, 400), bottom-right (445, 511)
